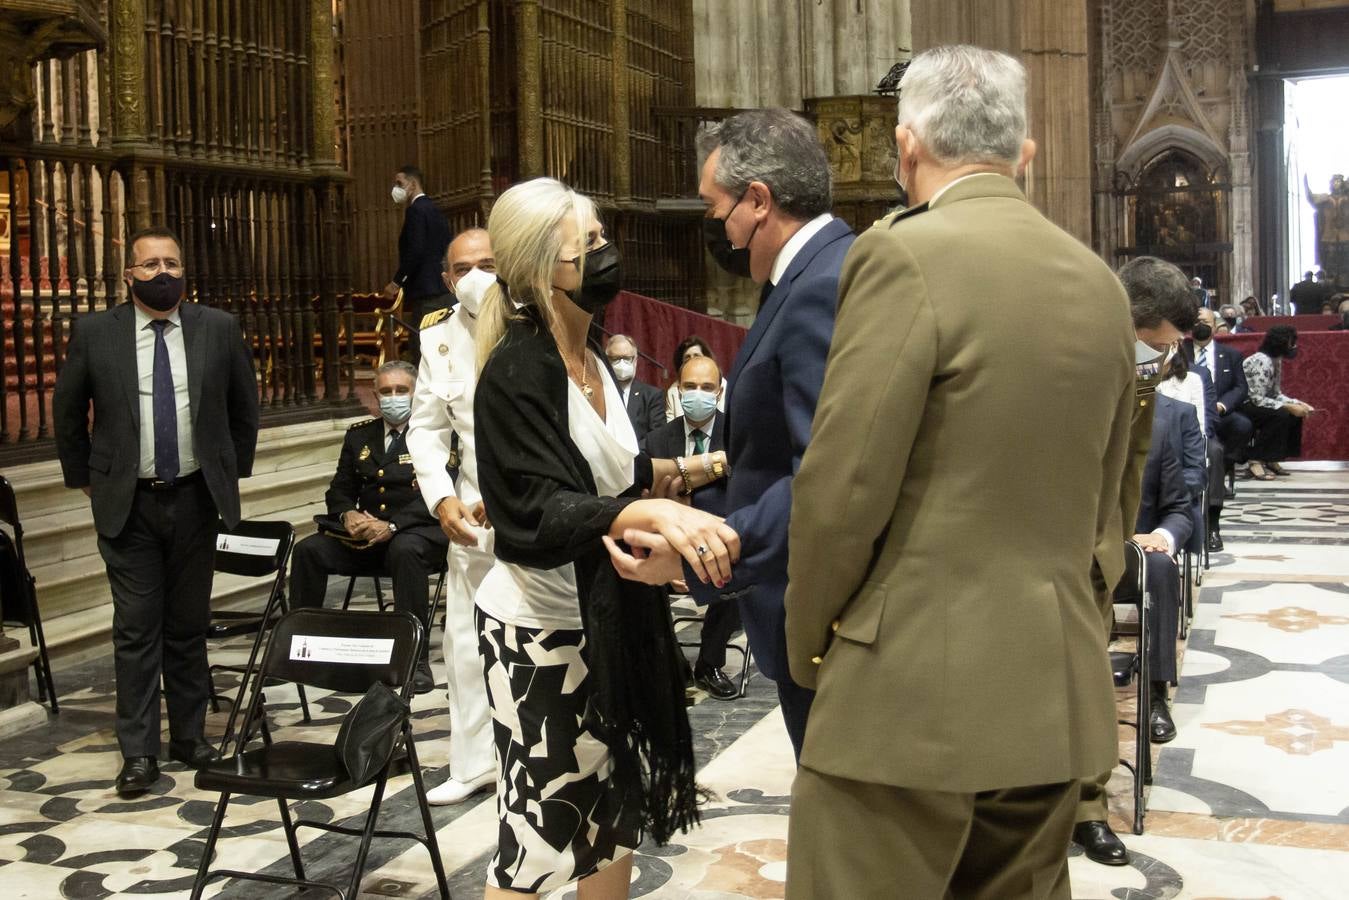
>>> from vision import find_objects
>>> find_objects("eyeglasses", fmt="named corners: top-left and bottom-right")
top-left (559, 236), bottom-right (610, 269)
top-left (129, 258), bottom-right (184, 277)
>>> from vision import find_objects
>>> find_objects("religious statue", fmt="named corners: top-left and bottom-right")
top-left (1306, 174), bottom-right (1349, 284)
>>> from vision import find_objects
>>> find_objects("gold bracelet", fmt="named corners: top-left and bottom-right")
top-left (701, 452), bottom-right (715, 481)
top-left (674, 456), bottom-right (694, 495)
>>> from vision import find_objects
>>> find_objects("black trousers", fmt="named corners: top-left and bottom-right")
top-left (1115, 551), bottom-right (1180, 684)
top-left (1214, 410), bottom-right (1253, 462)
top-left (1242, 403), bottom-right (1303, 463)
top-left (697, 597), bottom-right (743, 668)
top-left (1206, 436), bottom-right (1226, 519)
top-left (97, 477), bottom-right (219, 758)
top-left (289, 527), bottom-right (448, 653)
top-left (778, 678), bottom-right (817, 763)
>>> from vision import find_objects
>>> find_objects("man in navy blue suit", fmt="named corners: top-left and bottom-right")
top-left (679, 108), bottom-right (857, 758)
top-left (1184, 306), bottom-right (1251, 548)
top-left (383, 165), bottom-right (453, 363)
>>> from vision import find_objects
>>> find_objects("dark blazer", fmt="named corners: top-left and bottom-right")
top-left (1161, 393), bottom-right (1206, 500)
top-left (1184, 338), bottom-right (1249, 413)
top-left (326, 418), bottom-right (440, 535)
top-left (624, 379), bottom-right (666, 441)
top-left (641, 412), bottom-right (728, 517)
top-left (686, 217), bottom-right (856, 683)
top-left (1138, 396), bottom-right (1195, 550)
top-left (53, 302), bottom-right (259, 538)
top-left (394, 195), bottom-right (452, 301)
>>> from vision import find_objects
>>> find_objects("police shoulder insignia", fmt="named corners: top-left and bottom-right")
top-left (349, 417), bottom-right (377, 430)
top-left (420, 307), bottom-right (453, 330)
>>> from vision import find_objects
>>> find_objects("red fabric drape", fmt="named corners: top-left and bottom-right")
top-left (1237, 315), bottom-right (1340, 332)
top-left (1216, 332), bottom-right (1349, 461)
top-left (602, 291), bottom-right (748, 390)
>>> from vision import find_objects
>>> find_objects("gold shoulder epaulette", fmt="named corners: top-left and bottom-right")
top-left (348, 417), bottom-right (377, 430)
top-left (420, 307), bottom-right (453, 330)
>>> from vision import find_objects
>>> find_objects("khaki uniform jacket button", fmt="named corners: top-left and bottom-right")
top-left (831, 620), bottom-right (840, 632)
top-left (811, 655), bottom-right (823, 665)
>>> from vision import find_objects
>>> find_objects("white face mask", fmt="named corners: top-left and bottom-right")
top-left (610, 358), bottom-right (636, 383)
top-left (391, 185), bottom-right (408, 205)
top-left (453, 266), bottom-right (496, 317)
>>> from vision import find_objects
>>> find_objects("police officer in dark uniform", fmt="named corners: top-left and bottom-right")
top-left (290, 360), bottom-right (449, 692)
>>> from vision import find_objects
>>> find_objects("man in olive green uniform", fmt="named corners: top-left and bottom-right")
top-left (290, 361), bottom-right (449, 693)
top-left (1073, 257), bottom-right (1200, 865)
top-left (783, 46), bottom-right (1136, 899)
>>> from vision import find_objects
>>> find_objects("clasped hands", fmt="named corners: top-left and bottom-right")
top-left (342, 509), bottom-right (395, 548)
top-left (602, 498), bottom-right (740, 588)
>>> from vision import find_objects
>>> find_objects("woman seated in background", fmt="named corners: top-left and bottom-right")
top-left (1240, 294), bottom-right (1265, 319)
top-left (664, 335), bottom-right (727, 421)
top-left (1240, 324), bottom-right (1314, 481)
top-left (1156, 344), bottom-right (1208, 498)
top-left (471, 177), bottom-right (733, 900)
top-left (1330, 295), bottom-right (1349, 330)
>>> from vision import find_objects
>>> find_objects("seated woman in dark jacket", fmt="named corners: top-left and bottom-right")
top-left (471, 177), bottom-right (736, 900)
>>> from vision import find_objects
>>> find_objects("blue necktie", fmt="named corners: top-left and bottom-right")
top-left (150, 319), bottom-right (179, 482)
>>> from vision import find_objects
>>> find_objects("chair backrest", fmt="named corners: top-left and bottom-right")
top-left (215, 519), bottom-right (295, 578)
top-left (256, 607), bottom-right (423, 696)
top-left (1121, 540), bottom-right (1146, 601)
top-left (0, 475), bottom-right (22, 540)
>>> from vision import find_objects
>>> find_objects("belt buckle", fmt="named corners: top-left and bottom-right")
top-left (150, 478), bottom-right (173, 490)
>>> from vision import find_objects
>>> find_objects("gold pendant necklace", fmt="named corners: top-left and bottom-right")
top-left (563, 351), bottom-right (594, 400)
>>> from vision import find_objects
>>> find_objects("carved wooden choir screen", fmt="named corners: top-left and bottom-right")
top-left (0, 0), bottom-right (358, 461)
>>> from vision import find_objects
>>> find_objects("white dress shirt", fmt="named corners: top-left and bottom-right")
top-left (682, 415), bottom-right (716, 456)
top-left (384, 421), bottom-right (406, 453)
top-left (769, 212), bottom-right (834, 286)
top-left (134, 304), bottom-right (197, 478)
top-left (1192, 340), bottom-right (1219, 386)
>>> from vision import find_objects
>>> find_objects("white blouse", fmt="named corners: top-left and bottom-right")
top-left (474, 351), bottom-right (638, 630)
top-left (1156, 371), bottom-right (1207, 435)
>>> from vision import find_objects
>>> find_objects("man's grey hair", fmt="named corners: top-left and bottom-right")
top-left (605, 333), bottom-right (637, 352)
top-left (697, 108), bottom-right (832, 220)
top-left (897, 45), bottom-right (1028, 167)
top-left (377, 360), bottom-right (417, 381)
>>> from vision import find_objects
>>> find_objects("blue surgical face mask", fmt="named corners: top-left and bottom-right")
top-left (379, 395), bottom-right (412, 425)
top-left (680, 388), bottom-right (718, 423)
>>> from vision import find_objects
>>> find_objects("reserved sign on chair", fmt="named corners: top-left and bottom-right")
top-left (289, 635), bottom-right (394, 664)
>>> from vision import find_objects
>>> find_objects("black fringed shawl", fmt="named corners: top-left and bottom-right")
top-left (473, 304), bottom-right (700, 844)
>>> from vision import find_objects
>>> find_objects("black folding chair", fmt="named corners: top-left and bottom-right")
top-left (209, 520), bottom-right (309, 756)
top-left (189, 608), bottom-right (449, 900)
top-left (0, 475), bottom-right (58, 712)
top-left (1110, 541), bottom-right (1151, 835)
top-left (672, 600), bottom-right (753, 699)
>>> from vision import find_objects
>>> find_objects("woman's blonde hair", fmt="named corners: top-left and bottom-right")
top-left (475, 177), bottom-right (596, 371)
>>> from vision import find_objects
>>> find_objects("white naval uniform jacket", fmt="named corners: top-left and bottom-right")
top-left (407, 306), bottom-right (482, 512)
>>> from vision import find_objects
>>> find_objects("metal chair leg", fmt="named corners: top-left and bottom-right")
top-left (405, 732), bottom-right (450, 898)
top-left (346, 773), bottom-right (390, 899)
top-left (276, 798), bottom-right (307, 881)
top-left (190, 791), bottom-right (231, 900)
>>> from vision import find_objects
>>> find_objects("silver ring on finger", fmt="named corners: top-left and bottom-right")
top-left (696, 545), bottom-right (708, 556)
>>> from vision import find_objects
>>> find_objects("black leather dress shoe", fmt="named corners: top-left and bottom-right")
top-left (116, 756), bottom-right (160, 797)
top-left (693, 662), bottom-right (738, 701)
top-left (411, 658), bottom-right (435, 695)
top-left (1150, 699), bottom-right (1178, 743)
top-left (1072, 820), bottom-right (1128, 866)
top-left (168, 738), bottom-right (221, 769)
top-left (1207, 531), bottom-right (1224, 553)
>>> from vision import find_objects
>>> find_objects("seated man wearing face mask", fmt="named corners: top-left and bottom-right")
top-left (289, 359), bottom-right (449, 694)
top-left (641, 353), bottom-right (742, 701)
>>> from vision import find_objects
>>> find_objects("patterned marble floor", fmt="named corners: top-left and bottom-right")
top-left (2, 467), bottom-right (1347, 898)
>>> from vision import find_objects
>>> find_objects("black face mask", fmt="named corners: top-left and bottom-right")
top-left (130, 272), bottom-right (185, 312)
top-left (556, 242), bottom-right (622, 314)
top-left (1192, 323), bottom-right (1213, 342)
top-left (702, 194), bottom-right (757, 278)
top-left (1222, 315), bottom-right (1238, 329)
top-left (1284, 346), bottom-right (1299, 360)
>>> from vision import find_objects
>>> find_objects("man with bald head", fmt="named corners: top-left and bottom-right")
top-left (606, 333), bottom-right (664, 440)
top-left (641, 353), bottom-right (742, 700)
top-left (406, 225), bottom-right (499, 804)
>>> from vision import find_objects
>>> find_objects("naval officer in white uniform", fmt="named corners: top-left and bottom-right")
top-left (406, 228), bottom-right (497, 805)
